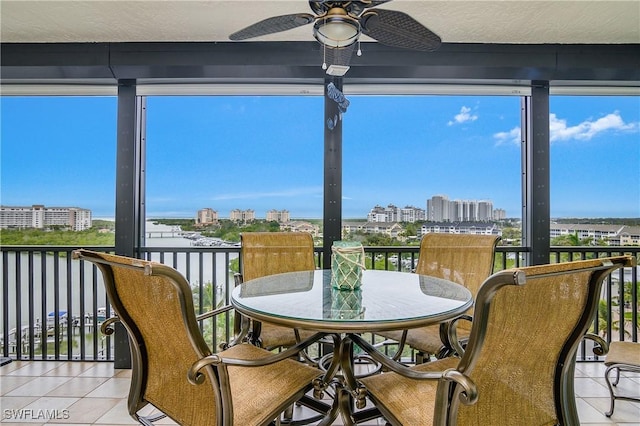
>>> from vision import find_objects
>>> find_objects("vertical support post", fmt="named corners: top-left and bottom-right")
top-left (113, 80), bottom-right (145, 368)
top-left (138, 98), bottom-right (147, 248)
top-left (323, 77), bottom-right (343, 269)
top-left (522, 81), bottom-right (550, 266)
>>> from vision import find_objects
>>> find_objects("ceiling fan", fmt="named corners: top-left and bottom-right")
top-left (229, 0), bottom-right (442, 53)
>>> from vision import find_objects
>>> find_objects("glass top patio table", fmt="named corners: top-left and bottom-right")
top-left (231, 269), bottom-right (473, 333)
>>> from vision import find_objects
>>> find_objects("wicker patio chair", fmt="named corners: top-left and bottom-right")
top-left (235, 232), bottom-right (319, 350)
top-left (379, 233), bottom-right (500, 362)
top-left (345, 255), bottom-right (635, 426)
top-left (604, 341), bottom-right (640, 417)
top-left (73, 249), bottom-right (325, 426)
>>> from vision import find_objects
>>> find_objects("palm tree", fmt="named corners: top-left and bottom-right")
top-left (618, 281), bottom-right (640, 337)
top-left (596, 299), bottom-right (632, 340)
top-left (192, 281), bottom-right (231, 348)
top-left (551, 232), bottom-right (596, 262)
top-left (551, 231), bottom-right (594, 247)
top-left (192, 281), bottom-right (217, 313)
top-left (595, 300), bottom-right (613, 339)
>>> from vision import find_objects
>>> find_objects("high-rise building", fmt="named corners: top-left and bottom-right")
top-left (229, 209), bottom-right (255, 222)
top-left (450, 200), bottom-right (464, 221)
top-left (266, 209), bottom-right (290, 223)
top-left (493, 208), bottom-right (507, 220)
top-left (196, 208), bottom-right (218, 225)
top-left (0, 205), bottom-right (92, 230)
top-left (367, 204), bottom-right (424, 223)
top-left (463, 200), bottom-right (477, 221)
top-left (477, 200), bottom-right (494, 221)
top-left (399, 206), bottom-right (425, 222)
top-left (427, 195), bottom-right (450, 222)
top-left (367, 205), bottom-right (388, 223)
top-left (427, 195), bottom-right (496, 222)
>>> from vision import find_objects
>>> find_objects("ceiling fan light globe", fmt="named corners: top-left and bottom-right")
top-left (314, 17), bottom-right (360, 48)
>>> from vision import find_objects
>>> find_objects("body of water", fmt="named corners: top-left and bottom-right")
top-left (1, 223), bottom-right (237, 337)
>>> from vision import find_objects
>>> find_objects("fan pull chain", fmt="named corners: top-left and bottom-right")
top-left (321, 16), bottom-right (328, 70)
top-left (356, 19), bottom-right (362, 56)
top-left (322, 41), bottom-right (327, 70)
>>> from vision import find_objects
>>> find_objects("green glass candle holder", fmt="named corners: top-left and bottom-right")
top-left (330, 240), bottom-right (365, 290)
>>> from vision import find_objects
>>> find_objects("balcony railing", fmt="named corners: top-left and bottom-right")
top-left (1, 245), bottom-right (638, 361)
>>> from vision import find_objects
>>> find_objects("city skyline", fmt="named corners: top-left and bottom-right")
top-left (1, 94), bottom-right (639, 219)
top-left (195, 195), bottom-right (503, 219)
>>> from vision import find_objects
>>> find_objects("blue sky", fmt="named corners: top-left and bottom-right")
top-left (1, 94), bottom-right (639, 220)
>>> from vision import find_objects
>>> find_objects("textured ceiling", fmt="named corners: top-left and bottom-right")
top-left (2, 0), bottom-right (639, 45)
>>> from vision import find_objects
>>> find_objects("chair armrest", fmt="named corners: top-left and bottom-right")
top-left (195, 304), bottom-right (233, 321)
top-left (583, 333), bottom-right (609, 357)
top-left (346, 333), bottom-right (477, 405)
top-left (446, 314), bottom-right (473, 357)
top-left (100, 316), bottom-right (120, 335)
top-left (188, 332), bottom-right (333, 384)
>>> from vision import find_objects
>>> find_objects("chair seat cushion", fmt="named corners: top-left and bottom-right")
top-left (605, 341), bottom-right (640, 367)
top-left (380, 326), bottom-right (470, 356)
top-left (258, 322), bottom-right (319, 349)
top-left (360, 356), bottom-right (459, 425)
top-left (221, 343), bottom-right (322, 425)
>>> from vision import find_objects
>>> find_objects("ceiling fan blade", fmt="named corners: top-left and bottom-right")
top-left (229, 13), bottom-right (315, 40)
top-left (361, 9), bottom-right (441, 51)
top-left (366, 0), bottom-right (394, 8)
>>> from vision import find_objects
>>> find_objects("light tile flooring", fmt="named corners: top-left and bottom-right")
top-left (1, 360), bottom-right (639, 425)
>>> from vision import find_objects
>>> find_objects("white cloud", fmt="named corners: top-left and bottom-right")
top-left (550, 111), bottom-right (637, 142)
top-left (493, 127), bottom-right (521, 146)
top-left (448, 106), bottom-right (478, 126)
top-left (494, 111), bottom-right (639, 146)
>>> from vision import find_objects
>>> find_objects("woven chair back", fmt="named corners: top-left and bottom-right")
top-left (81, 251), bottom-right (219, 426)
top-left (415, 234), bottom-right (500, 331)
top-left (241, 232), bottom-right (316, 282)
top-left (453, 257), bottom-right (630, 426)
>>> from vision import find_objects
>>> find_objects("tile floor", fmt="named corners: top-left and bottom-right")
top-left (1, 360), bottom-right (639, 425)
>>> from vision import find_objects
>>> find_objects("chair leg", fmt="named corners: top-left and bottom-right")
top-left (604, 365), bottom-right (621, 417)
top-left (604, 363), bottom-right (640, 418)
top-left (283, 404), bottom-right (294, 421)
top-left (416, 351), bottom-right (438, 364)
top-left (136, 412), bottom-right (166, 426)
top-left (612, 366), bottom-right (621, 386)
